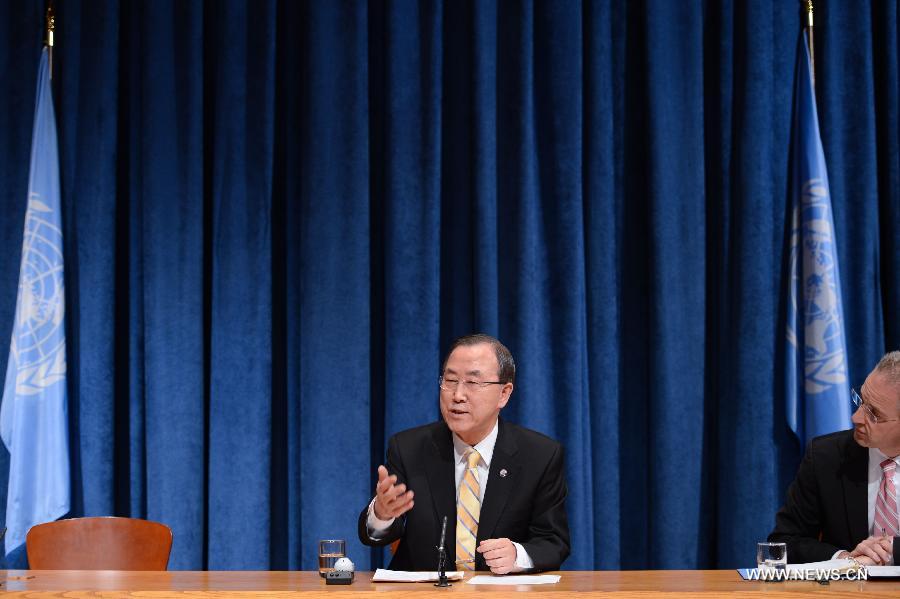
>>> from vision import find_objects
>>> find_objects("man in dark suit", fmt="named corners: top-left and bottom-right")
top-left (357, 334), bottom-right (570, 573)
top-left (769, 351), bottom-right (900, 565)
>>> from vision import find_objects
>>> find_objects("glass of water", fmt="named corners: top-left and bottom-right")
top-left (318, 539), bottom-right (346, 577)
top-left (756, 542), bottom-right (787, 579)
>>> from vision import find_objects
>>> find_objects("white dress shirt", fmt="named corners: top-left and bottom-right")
top-left (867, 448), bottom-right (900, 536)
top-left (366, 420), bottom-right (534, 570)
top-left (833, 448), bottom-right (900, 558)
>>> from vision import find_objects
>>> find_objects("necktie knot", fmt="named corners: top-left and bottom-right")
top-left (881, 458), bottom-right (896, 474)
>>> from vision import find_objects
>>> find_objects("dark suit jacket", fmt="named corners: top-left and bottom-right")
top-left (769, 429), bottom-right (899, 564)
top-left (357, 418), bottom-right (570, 571)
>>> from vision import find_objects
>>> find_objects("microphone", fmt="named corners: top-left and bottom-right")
top-left (438, 515), bottom-right (447, 551)
top-left (435, 515), bottom-right (450, 587)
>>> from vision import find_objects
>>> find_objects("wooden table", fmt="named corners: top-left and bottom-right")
top-left (1, 570), bottom-right (899, 597)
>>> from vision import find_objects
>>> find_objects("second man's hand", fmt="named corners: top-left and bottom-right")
top-left (848, 535), bottom-right (894, 565)
top-left (373, 465), bottom-right (415, 521)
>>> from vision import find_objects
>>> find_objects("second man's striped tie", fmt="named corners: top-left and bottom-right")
top-left (874, 458), bottom-right (899, 537)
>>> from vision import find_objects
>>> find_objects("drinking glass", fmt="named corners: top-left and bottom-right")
top-left (756, 542), bottom-right (787, 579)
top-left (318, 539), bottom-right (346, 577)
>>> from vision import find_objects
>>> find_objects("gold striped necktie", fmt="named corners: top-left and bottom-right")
top-left (455, 448), bottom-right (482, 570)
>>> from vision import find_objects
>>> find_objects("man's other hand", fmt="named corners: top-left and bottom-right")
top-left (477, 538), bottom-right (519, 575)
top-left (373, 465), bottom-right (414, 521)
top-left (849, 535), bottom-right (894, 565)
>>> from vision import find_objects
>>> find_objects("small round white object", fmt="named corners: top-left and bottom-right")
top-left (334, 557), bottom-right (354, 572)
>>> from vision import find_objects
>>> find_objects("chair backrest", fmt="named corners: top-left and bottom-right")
top-left (26, 517), bottom-right (173, 570)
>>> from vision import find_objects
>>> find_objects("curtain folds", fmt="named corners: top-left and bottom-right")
top-left (1, 0), bottom-right (898, 570)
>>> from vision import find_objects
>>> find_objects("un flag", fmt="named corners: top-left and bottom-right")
top-left (1, 47), bottom-right (71, 557)
top-left (783, 30), bottom-right (852, 447)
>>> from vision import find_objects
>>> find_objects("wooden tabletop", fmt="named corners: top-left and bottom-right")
top-left (1, 569), bottom-right (899, 597)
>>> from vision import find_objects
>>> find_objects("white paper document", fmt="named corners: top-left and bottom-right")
top-left (867, 566), bottom-right (900, 578)
top-left (372, 569), bottom-right (465, 582)
top-left (467, 574), bottom-right (561, 585)
top-left (786, 558), bottom-right (857, 574)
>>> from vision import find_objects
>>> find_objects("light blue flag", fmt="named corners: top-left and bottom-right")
top-left (1, 48), bottom-right (70, 555)
top-left (784, 31), bottom-right (852, 447)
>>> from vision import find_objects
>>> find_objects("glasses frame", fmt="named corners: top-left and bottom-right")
top-left (851, 387), bottom-right (900, 425)
top-left (439, 376), bottom-right (505, 393)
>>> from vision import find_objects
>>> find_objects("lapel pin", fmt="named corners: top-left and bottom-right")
top-left (499, 469), bottom-right (508, 478)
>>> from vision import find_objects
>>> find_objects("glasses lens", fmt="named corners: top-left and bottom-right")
top-left (858, 391), bottom-right (879, 423)
top-left (851, 389), bottom-right (875, 422)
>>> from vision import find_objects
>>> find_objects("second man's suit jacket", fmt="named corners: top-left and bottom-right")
top-left (769, 429), bottom-right (898, 564)
top-left (357, 418), bottom-right (570, 571)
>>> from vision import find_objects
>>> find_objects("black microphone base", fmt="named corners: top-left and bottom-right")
top-left (434, 575), bottom-right (451, 587)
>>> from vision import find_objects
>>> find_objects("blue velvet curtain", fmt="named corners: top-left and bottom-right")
top-left (1, 0), bottom-right (898, 571)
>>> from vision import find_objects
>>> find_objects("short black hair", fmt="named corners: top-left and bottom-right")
top-left (441, 333), bottom-right (516, 385)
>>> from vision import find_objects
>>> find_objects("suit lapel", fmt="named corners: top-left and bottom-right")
top-left (425, 422), bottom-right (457, 539)
top-left (840, 435), bottom-right (869, 544)
top-left (478, 419), bottom-right (520, 542)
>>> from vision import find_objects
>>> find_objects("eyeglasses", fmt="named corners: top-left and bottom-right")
top-left (851, 388), bottom-right (900, 424)
top-left (439, 376), bottom-right (505, 392)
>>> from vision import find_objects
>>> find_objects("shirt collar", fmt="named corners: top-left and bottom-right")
top-left (452, 420), bottom-right (499, 468)
top-left (869, 447), bottom-right (898, 475)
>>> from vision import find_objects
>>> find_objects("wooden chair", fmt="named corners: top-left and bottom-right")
top-left (26, 517), bottom-right (173, 570)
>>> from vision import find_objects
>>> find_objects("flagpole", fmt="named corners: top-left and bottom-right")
top-left (806, 0), bottom-right (814, 88)
top-left (46, 4), bottom-right (55, 79)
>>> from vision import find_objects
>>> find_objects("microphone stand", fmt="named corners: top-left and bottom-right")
top-left (435, 516), bottom-right (451, 587)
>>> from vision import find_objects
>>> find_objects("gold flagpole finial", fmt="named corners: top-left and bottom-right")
top-left (805, 1), bottom-right (815, 88)
top-left (46, 5), bottom-right (55, 79)
top-left (46, 6), bottom-right (55, 47)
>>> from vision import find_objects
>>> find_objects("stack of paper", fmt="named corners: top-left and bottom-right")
top-left (864, 566), bottom-right (900, 578)
top-left (786, 558), bottom-right (858, 574)
top-left (372, 569), bottom-right (465, 582)
top-left (371, 570), bottom-right (561, 585)
top-left (468, 575), bottom-right (561, 585)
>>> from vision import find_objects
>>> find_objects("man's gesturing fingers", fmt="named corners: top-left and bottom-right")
top-left (373, 465), bottom-right (414, 520)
